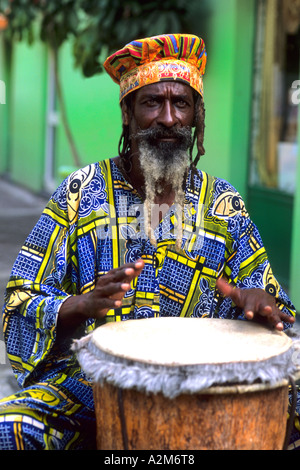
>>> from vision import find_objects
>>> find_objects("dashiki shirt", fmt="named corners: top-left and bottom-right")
top-left (1, 158), bottom-right (297, 450)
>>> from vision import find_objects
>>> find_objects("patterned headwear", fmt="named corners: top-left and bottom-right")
top-left (104, 33), bottom-right (207, 102)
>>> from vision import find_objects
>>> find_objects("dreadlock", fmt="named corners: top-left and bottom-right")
top-left (118, 88), bottom-right (206, 188)
top-left (190, 91), bottom-right (206, 187)
top-left (118, 93), bottom-right (134, 165)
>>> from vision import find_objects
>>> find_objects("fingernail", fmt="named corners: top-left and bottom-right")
top-left (121, 283), bottom-right (130, 290)
top-left (246, 311), bottom-right (254, 320)
top-left (124, 268), bottom-right (134, 275)
top-left (276, 322), bottom-right (283, 331)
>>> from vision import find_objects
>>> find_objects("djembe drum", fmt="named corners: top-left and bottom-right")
top-left (74, 317), bottom-right (299, 450)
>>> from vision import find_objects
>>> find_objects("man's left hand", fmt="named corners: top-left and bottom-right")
top-left (216, 278), bottom-right (295, 331)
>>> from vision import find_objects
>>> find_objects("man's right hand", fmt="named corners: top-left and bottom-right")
top-left (58, 259), bottom-right (145, 331)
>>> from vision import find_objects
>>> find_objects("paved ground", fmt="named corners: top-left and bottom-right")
top-left (0, 178), bottom-right (48, 399)
top-left (0, 177), bottom-right (300, 402)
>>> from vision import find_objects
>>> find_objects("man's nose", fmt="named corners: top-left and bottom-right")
top-left (156, 100), bottom-right (178, 128)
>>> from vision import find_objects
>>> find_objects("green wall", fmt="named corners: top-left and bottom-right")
top-left (0, 0), bottom-right (256, 200)
top-left (290, 109), bottom-right (300, 310)
top-left (56, 0), bottom-right (256, 197)
top-left (55, 42), bottom-right (122, 186)
top-left (192, 0), bottom-right (255, 200)
top-left (0, 39), bottom-right (47, 192)
top-left (247, 187), bottom-right (294, 289)
top-left (0, 40), bottom-right (11, 174)
top-left (11, 41), bottom-right (47, 192)
top-left (0, 41), bottom-right (5, 172)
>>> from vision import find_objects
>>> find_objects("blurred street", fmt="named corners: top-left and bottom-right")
top-left (0, 178), bottom-right (48, 399)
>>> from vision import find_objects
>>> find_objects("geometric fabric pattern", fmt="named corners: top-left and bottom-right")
top-left (1, 158), bottom-right (296, 449)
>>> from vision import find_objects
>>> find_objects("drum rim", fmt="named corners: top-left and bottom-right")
top-left (196, 379), bottom-right (289, 395)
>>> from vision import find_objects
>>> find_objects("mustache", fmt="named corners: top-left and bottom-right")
top-left (132, 126), bottom-right (192, 144)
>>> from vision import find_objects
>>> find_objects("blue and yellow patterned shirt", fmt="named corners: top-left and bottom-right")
top-left (2, 159), bottom-right (296, 399)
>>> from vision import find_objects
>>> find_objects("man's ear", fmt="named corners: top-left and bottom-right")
top-left (121, 101), bottom-right (130, 126)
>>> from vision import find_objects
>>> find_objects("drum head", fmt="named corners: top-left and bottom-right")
top-left (74, 317), bottom-right (298, 397)
top-left (91, 317), bottom-right (292, 367)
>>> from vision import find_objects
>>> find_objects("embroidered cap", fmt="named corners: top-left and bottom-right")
top-left (103, 33), bottom-right (207, 102)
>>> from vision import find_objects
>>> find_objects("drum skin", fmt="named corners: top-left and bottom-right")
top-left (73, 318), bottom-right (295, 450)
top-left (93, 381), bottom-right (289, 450)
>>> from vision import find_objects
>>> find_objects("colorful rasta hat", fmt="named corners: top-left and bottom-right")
top-left (104, 34), bottom-right (207, 102)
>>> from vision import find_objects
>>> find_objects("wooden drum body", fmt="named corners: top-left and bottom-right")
top-left (74, 317), bottom-right (298, 450)
top-left (94, 377), bottom-right (288, 450)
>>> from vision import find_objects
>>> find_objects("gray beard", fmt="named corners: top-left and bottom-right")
top-left (133, 126), bottom-right (192, 197)
top-left (131, 127), bottom-right (192, 247)
top-left (138, 140), bottom-right (189, 199)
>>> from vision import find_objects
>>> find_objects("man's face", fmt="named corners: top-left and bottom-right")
top-left (122, 81), bottom-right (196, 205)
top-left (121, 81), bottom-right (196, 242)
top-left (131, 81), bottom-right (195, 129)
top-left (123, 81), bottom-right (195, 155)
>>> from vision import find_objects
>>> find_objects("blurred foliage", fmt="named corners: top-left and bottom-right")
top-left (0, 0), bottom-right (193, 167)
top-left (0, 0), bottom-right (192, 76)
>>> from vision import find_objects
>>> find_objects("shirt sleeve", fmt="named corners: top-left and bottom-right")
top-left (2, 178), bottom-right (78, 387)
top-left (213, 185), bottom-right (296, 327)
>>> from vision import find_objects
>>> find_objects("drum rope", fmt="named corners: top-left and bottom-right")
top-left (117, 388), bottom-right (129, 450)
top-left (283, 376), bottom-right (297, 450)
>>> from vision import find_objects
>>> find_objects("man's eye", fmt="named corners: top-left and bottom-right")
top-left (176, 100), bottom-right (188, 108)
top-left (146, 98), bottom-right (159, 106)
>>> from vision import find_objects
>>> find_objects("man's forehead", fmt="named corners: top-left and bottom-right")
top-left (135, 81), bottom-right (194, 98)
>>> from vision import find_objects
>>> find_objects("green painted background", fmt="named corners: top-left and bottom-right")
top-left (0, 0), bottom-right (256, 196)
top-left (56, 42), bottom-right (122, 177)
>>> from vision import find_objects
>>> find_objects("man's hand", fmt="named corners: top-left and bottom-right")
top-left (216, 277), bottom-right (295, 331)
top-left (58, 259), bottom-right (145, 330)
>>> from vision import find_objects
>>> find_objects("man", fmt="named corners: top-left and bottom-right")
top-left (0, 34), bottom-right (298, 450)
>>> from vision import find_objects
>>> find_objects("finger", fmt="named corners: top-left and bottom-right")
top-left (99, 268), bottom-right (133, 285)
top-left (272, 313), bottom-right (295, 331)
top-left (278, 311), bottom-right (295, 325)
top-left (256, 303), bottom-right (295, 327)
top-left (252, 304), bottom-right (294, 331)
top-left (93, 297), bottom-right (123, 312)
top-left (216, 278), bottom-right (243, 307)
top-left (263, 309), bottom-right (284, 331)
top-left (244, 309), bottom-right (254, 320)
top-left (98, 259), bottom-right (145, 285)
top-left (242, 297), bottom-right (261, 321)
top-left (95, 281), bottom-right (131, 298)
top-left (217, 280), bottom-right (275, 328)
top-left (124, 259), bottom-right (145, 277)
top-left (118, 259), bottom-right (145, 285)
top-left (275, 321), bottom-right (284, 331)
top-left (216, 278), bottom-right (235, 298)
